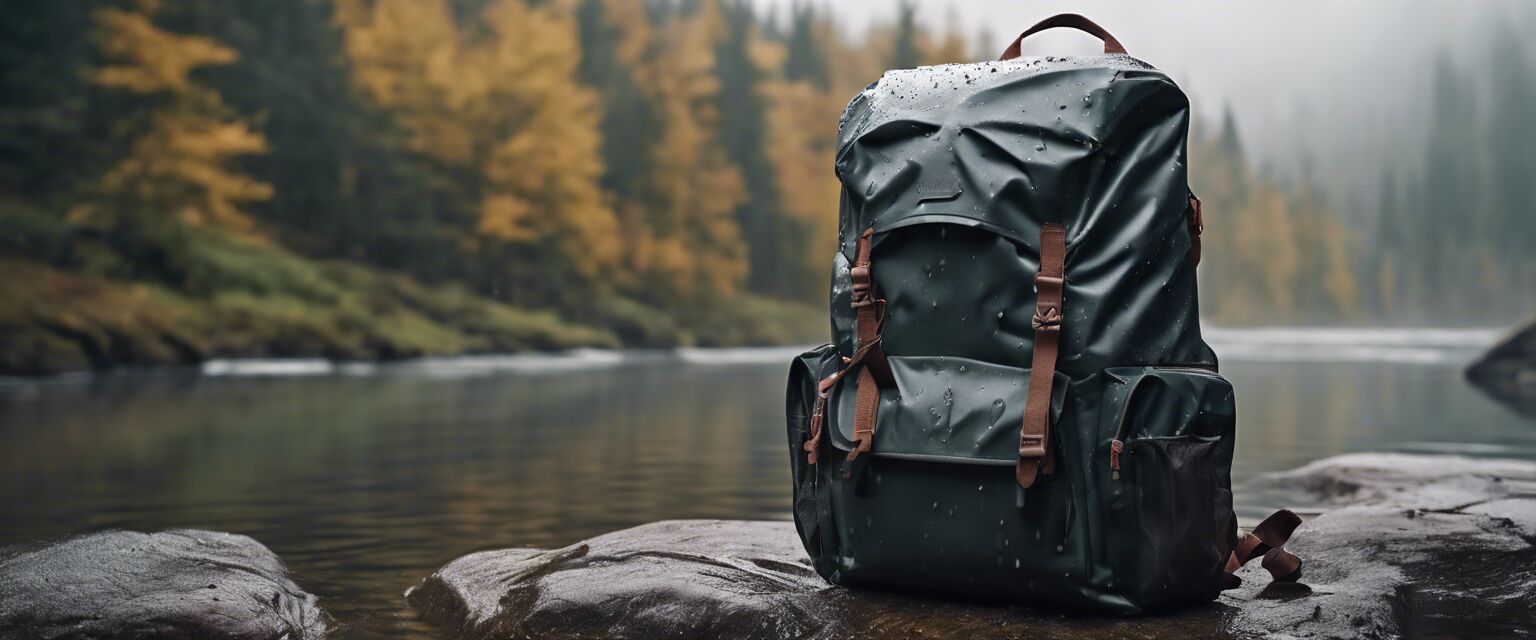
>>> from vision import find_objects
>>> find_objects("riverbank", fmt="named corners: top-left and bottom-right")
top-left (0, 257), bottom-right (823, 376)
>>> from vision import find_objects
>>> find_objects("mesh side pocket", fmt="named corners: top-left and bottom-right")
top-left (1112, 436), bottom-right (1229, 609)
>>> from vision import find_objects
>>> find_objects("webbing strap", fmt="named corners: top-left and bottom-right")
top-left (1222, 509), bottom-right (1303, 589)
top-left (803, 229), bottom-right (889, 467)
top-left (846, 229), bottom-right (890, 463)
top-left (1017, 223), bottom-right (1066, 488)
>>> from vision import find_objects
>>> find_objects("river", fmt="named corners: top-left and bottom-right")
top-left (0, 328), bottom-right (1529, 637)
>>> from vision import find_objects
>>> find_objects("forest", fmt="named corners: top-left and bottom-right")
top-left (1, 0), bottom-right (1532, 374)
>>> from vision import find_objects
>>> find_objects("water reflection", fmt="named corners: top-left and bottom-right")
top-left (0, 332), bottom-right (1529, 636)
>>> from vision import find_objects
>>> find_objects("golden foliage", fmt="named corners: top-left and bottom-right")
top-left (92, 3), bottom-right (237, 95)
top-left (620, 0), bottom-right (747, 300)
top-left (336, 0), bottom-right (621, 278)
top-left (77, 1), bottom-right (270, 232)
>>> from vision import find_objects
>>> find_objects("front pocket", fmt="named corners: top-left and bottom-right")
top-left (816, 356), bottom-right (1086, 604)
top-left (1100, 367), bottom-right (1235, 611)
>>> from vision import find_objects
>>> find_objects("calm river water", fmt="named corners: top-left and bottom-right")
top-left (0, 328), bottom-right (1531, 637)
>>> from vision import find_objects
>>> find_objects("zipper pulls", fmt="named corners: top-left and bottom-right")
top-left (1109, 439), bottom-right (1123, 480)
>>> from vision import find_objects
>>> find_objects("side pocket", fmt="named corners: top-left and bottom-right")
top-left (1102, 367), bottom-right (1235, 611)
top-left (786, 344), bottom-right (839, 567)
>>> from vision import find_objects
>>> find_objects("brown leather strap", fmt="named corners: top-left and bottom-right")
top-left (1222, 509), bottom-right (1303, 589)
top-left (1189, 194), bottom-right (1204, 266)
top-left (1000, 13), bottom-right (1127, 60)
top-left (1017, 223), bottom-right (1066, 488)
top-left (845, 229), bottom-right (889, 463)
top-left (803, 375), bottom-right (837, 465)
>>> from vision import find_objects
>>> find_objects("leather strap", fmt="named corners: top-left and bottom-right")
top-left (1000, 13), bottom-right (1127, 60)
top-left (1222, 509), bottom-right (1303, 589)
top-left (846, 229), bottom-right (890, 463)
top-left (1017, 223), bottom-right (1066, 488)
top-left (802, 229), bottom-right (891, 467)
top-left (1189, 194), bottom-right (1204, 266)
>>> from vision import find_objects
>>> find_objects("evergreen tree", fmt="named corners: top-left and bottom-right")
top-left (783, 3), bottom-right (827, 87)
top-left (0, 1), bottom-right (106, 206)
top-left (715, 0), bottom-right (792, 296)
top-left (1484, 27), bottom-right (1536, 263)
top-left (576, 0), bottom-right (659, 205)
top-left (891, 1), bottom-right (920, 70)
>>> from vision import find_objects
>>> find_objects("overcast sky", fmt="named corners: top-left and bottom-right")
top-left (750, 0), bottom-right (1536, 212)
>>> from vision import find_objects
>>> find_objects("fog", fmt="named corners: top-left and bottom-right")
top-left (753, 0), bottom-right (1536, 212)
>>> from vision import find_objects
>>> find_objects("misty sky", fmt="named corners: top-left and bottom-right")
top-left (752, 0), bottom-right (1536, 214)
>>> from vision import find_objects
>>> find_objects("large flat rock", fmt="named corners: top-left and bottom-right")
top-left (0, 529), bottom-right (328, 639)
top-left (409, 453), bottom-right (1536, 639)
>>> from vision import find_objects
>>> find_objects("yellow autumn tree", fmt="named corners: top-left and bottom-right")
top-left (621, 0), bottom-right (748, 301)
top-left (335, 0), bottom-right (621, 283)
top-left (332, 0), bottom-right (466, 164)
top-left (75, 0), bottom-right (271, 232)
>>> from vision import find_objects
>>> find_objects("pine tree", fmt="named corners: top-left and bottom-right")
top-left (0, 1), bottom-right (104, 205)
top-left (576, 0), bottom-right (659, 205)
top-left (891, 1), bottom-right (920, 70)
top-left (1483, 27), bottom-right (1536, 294)
top-left (715, 0), bottom-right (791, 296)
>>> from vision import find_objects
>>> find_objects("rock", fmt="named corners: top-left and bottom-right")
top-left (1231, 453), bottom-right (1536, 638)
top-left (410, 454), bottom-right (1536, 640)
top-left (1467, 320), bottom-right (1536, 418)
top-left (406, 520), bottom-right (1227, 640)
top-left (0, 529), bottom-right (328, 639)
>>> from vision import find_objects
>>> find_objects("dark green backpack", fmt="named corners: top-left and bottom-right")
top-left (785, 14), bottom-right (1300, 613)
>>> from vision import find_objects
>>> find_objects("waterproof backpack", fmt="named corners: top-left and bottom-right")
top-left (785, 15), bottom-right (1301, 613)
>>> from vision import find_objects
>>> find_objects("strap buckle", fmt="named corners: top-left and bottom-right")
top-left (1031, 306), bottom-right (1062, 332)
top-left (1018, 436), bottom-right (1046, 458)
top-left (850, 264), bottom-right (877, 307)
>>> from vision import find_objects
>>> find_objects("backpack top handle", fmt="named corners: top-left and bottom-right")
top-left (999, 13), bottom-right (1127, 60)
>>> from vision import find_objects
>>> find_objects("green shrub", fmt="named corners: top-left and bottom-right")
top-left (0, 203), bottom-right (71, 263)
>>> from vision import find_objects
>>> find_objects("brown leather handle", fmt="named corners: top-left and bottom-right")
top-left (999, 13), bottom-right (1126, 60)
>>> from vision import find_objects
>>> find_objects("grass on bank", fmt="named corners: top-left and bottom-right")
top-left (0, 204), bottom-right (823, 375)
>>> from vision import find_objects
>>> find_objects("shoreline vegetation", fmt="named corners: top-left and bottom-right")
top-left (0, 245), bottom-right (823, 377)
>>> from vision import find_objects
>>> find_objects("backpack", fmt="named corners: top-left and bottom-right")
top-left (785, 14), bottom-right (1301, 613)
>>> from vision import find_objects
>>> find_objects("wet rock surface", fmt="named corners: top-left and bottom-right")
top-left (1234, 453), bottom-right (1536, 638)
top-left (1467, 319), bottom-right (1536, 418)
top-left (0, 529), bottom-right (328, 639)
top-left (410, 453), bottom-right (1536, 640)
